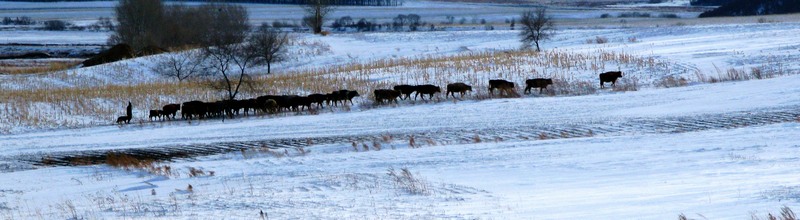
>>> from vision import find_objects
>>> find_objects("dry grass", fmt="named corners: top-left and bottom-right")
top-left (751, 206), bottom-right (797, 220)
top-left (188, 167), bottom-right (214, 177)
top-left (680, 206), bottom-right (796, 220)
top-left (613, 76), bottom-right (640, 92)
top-left (587, 36), bottom-right (609, 44)
top-left (387, 167), bottom-right (430, 195)
top-left (699, 64), bottom-right (784, 84)
top-left (103, 152), bottom-right (177, 177)
top-left (655, 75), bottom-right (689, 88)
top-left (0, 59), bottom-right (81, 75)
top-left (0, 46), bottom-right (759, 133)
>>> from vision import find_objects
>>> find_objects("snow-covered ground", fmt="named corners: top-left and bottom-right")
top-left (3, 1), bottom-right (800, 219)
top-left (0, 31), bottom-right (108, 45)
top-left (1, 97), bottom-right (799, 219)
top-left (2, 67), bottom-right (800, 219)
top-left (2, 72), bottom-right (799, 157)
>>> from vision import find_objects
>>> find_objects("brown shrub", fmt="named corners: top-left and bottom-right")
top-left (82, 44), bottom-right (135, 67)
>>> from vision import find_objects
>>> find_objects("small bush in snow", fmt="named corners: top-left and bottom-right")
top-left (43, 20), bottom-right (69, 31)
top-left (387, 167), bottom-right (430, 195)
top-left (659, 13), bottom-right (679, 19)
top-left (655, 76), bottom-right (688, 88)
top-left (750, 206), bottom-right (796, 220)
top-left (613, 76), bottom-right (640, 92)
top-left (594, 36), bottom-right (609, 44)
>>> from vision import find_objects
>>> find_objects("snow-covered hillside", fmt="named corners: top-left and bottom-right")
top-left (1, 74), bottom-right (799, 219)
top-left (2, 1), bottom-right (800, 219)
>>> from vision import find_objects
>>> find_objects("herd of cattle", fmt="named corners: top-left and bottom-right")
top-left (144, 90), bottom-right (361, 122)
top-left (134, 71), bottom-right (623, 123)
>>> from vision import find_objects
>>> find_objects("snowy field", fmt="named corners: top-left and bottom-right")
top-left (1, 76), bottom-right (800, 219)
top-left (3, 0), bottom-right (800, 219)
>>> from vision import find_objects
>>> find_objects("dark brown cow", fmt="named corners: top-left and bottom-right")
top-left (414, 84), bottom-right (441, 100)
top-left (240, 99), bottom-right (257, 115)
top-left (524, 78), bottom-right (553, 94)
top-left (326, 91), bottom-right (342, 106)
top-left (181, 100), bottom-right (205, 120)
top-left (148, 110), bottom-right (163, 121)
top-left (488, 79), bottom-right (515, 96)
top-left (599, 71), bottom-right (623, 88)
top-left (345, 90), bottom-right (360, 104)
top-left (374, 89), bottom-right (401, 104)
top-left (295, 96), bottom-right (313, 111)
top-left (446, 83), bottom-right (472, 98)
top-left (308, 93), bottom-right (328, 108)
top-left (162, 104), bottom-right (180, 120)
top-left (393, 85), bottom-right (416, 100)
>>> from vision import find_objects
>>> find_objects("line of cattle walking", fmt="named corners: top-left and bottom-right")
top-left (131, 71), bottom-right (623, 123)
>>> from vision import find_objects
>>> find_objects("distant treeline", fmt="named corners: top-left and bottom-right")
top-left (2, 0), bottom-right (403, 6)
top-left (698, 0), bottom-right (800, 17)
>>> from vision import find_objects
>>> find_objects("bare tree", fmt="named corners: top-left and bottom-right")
top-left (110, 1), bottom-right (250, 52)
top-left (302, 0), bottom-right (334, 34)
top-left (160, 3), bottom-right (211, 49)
top-left (519, 8), bottom-right (555, 52)
top-left (250, 25), bottom-right (289, 74)
top-left (199, 4), bottom-right (254, 102)
top-left (200, 4), bottom-right (250, 47)
top-left (109, 0), bottom-right (164, 51)
top-left (150, 50), bottom-right (204, 82)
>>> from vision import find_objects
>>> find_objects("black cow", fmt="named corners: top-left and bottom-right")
top-left (393, 85), bottom-right (416, 100)
top-left (344, 90), bottom-right (360, 104)
top-left (524, 78), bottom-right (553, 94)
top-left (294, 96), bottom-right (313, 111)
top-left (308, 93), bottom-right (328, 108)
top-left (414, 84), bottom-right (441, 100)
top-left (326, 91), bottom-right (342, 106)
top-left (240, 99), bottom-right (258, 115)
top-left (148, 110), bottom-right (163, 121)
top-left (446, 83), bottom-right (472, 98)
top-left (599, 71), bottom-right (623, 88)
top-left (162, 104), bottom-right (180, 120)
top-left (488, 79), bottom-right (515, 96)
top-left (374, 89), bottom-right (401, 104)
top-left (181, 100), bottom-right (205, 120)
top-left (207, 101), bottom-right (224, 118)
top-left (279, 95), bottom-right (308, 112)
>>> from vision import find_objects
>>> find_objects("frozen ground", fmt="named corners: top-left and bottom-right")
top-left (1, 65), bottom-right (800, 218)
top-left (2, 1), bottom-right (800, 219)
top-left (0, 31), bottom-right (108, 45)
top-left (1, 102), bottom-right (799, 219)
top-left (2, 72), bottom-right (800, 157)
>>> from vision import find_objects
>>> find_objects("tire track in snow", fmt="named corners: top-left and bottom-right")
top-left (4, 106), bottom-right (799, 172)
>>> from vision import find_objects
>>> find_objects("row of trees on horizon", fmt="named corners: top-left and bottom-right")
top-left (1, 0), bottom-right (402, 6)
